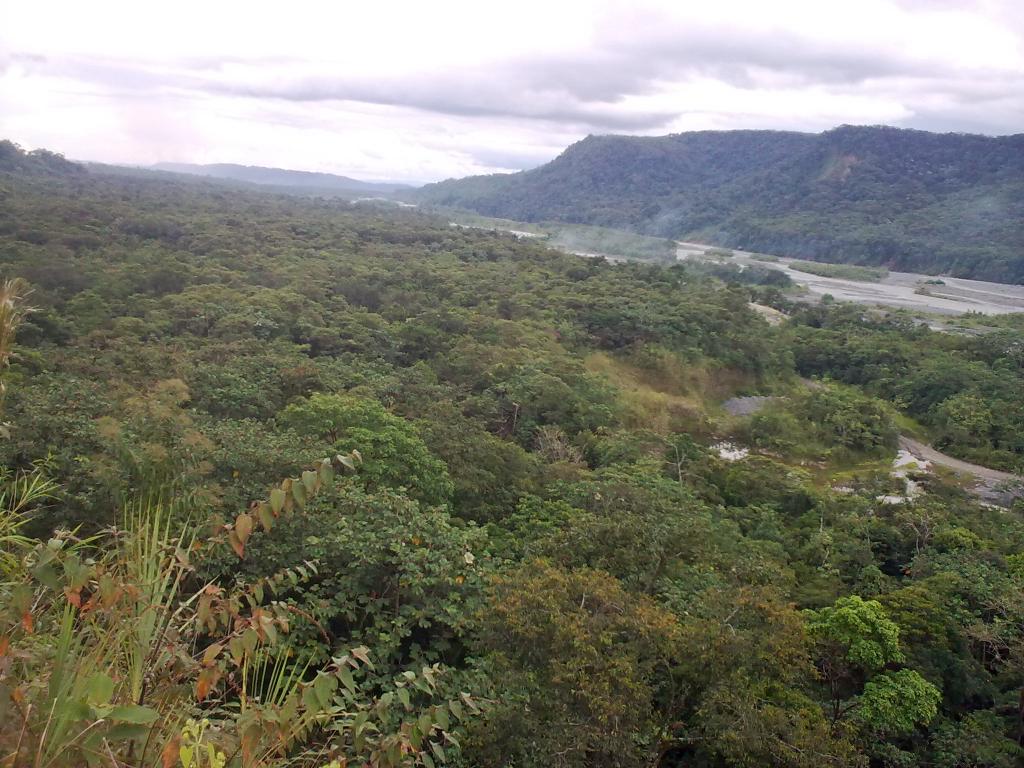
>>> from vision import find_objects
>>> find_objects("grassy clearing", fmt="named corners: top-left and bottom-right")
top-left (584, 351), bottom-right (745, 435)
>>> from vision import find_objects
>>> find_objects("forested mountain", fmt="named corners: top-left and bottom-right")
top-left (2, 140), bottom-right (1024, 767)
top-left (413, 126), bottom-right (1024, 283)
top-left (151, 161), bottom-right (411, 195)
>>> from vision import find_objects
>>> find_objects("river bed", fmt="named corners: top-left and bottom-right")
top-left (677, 242), bottom-right (1024, 316)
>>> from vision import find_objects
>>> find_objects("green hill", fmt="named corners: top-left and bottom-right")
top-left (412, 125), bottom-right (1024, 282)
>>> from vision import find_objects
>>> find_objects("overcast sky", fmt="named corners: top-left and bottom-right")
top-left (1, 0), bottom-right (1022, 183)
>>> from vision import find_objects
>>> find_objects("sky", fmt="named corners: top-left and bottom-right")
top-left (1, 0), bottom-right (1022, 184)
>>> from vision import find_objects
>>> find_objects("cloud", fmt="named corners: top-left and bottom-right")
top-left (1, 0), bottom-right (1021, 180)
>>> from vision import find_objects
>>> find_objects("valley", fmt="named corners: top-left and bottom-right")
top-left (6, 1), bottom-right (1024, 764)
top-left (2, 140), bottom-right (1024, 768)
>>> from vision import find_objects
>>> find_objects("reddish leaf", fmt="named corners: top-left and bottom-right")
top-left (64, 587), bottom-right (82, 608)
top-left (161, 735), bottom-right (181, 768)
top-left (195, 667), bottom-right (220, 702)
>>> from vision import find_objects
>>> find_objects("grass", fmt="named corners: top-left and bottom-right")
top-left (584, 352), bottom-right (710, 435)
top-left (584, 350), bottom-right (764, 438)
top-left (788, 260), bottom-right (888, 282)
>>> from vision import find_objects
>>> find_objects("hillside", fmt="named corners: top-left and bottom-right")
top-left (151, 161), bottom-right (410, 195)
top-left (413, 125), bottom-right (1024, 283)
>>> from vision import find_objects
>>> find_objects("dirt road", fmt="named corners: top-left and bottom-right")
top-left (899, 436), bottom-right (1023, 505)
top-left (898, 436), bottom-right (1020, 484)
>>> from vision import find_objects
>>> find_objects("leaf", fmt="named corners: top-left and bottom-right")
top-left (86, 672), bottom-right (114, 706)
top-left (228, 636), bottom-right (245, 665)
top-left (161, 735), bottom-right (182, 768)
top-left (257, 503), bottom-right (274, 532)
top-left (449, 699), bottom-right (464, 721)
top-left (227, 530), bottom-right (244, 559)
top-left (397, 687), bottom-right (410, 709)
top-left (318, 459), bottom-right (335, 486)
top-left (269, 487), bottom-right (286, 514)
top-left (313, 673), bottom-right (335, 709)
top-left (235, 513), bottom-right (254, 545)
top-left (258, 612), bottom-right (278, 644)
top-left (59, 698), bottom-right (92, 721)
top-left (108, 704), bottom-right (160, 724)
top-left (32, 562), bottom-right (60, 590)
top-left (202, 642), bottom-right (223, 667)
top-left (302, 683), bottom-right (320, 713)
top-left (291, 480), bottom-right (307, 508)
top-left (337, 665), bottom-right (357, 694)
top-left (430, 741), bottom-right (446, 763)
top-left (302, 469), bottom-right (318, 494)
top-left (351, 645), bottom-right (374, 669)
top-left (418, 711), bottom-right (434, 739)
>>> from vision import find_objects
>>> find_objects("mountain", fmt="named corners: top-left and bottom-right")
top-left (0, 139), bottom-right (84, 177)
top-left (412, 125), bottom-right (1024, 283)
top-left (151, 162), bottom-right (411, 195)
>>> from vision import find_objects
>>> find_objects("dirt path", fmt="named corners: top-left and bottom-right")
top-left (717, 389), bottom-right (1023, 504)
top-left (899, 436), bottom-right (1023, 505)
top-left (898, 436), bottom-right (1020, 484)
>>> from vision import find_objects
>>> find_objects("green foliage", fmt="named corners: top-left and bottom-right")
top-left (930, 711), bottom-right (1024, 768)
top-left (790, 305), bottom-right (1024, 471)
top-left (858, 669), bottom-right (940, 735)
top-left (788, 261), bottom-right (887, 282)
top-left (280, 393), bottom-right (454, 507)
top-left (806, 595), bottom-right (903, 672)
top-left (747, 385), bottom-right (898, 459)
top-left (472, 561), bottom-right (680, 768)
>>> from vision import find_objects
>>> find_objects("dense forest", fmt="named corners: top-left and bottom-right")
top-left (1, 141), bottom-right (1024, 768)
top-left (412, 126), bottom-right (1024, 283)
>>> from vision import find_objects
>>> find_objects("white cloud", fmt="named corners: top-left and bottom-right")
top-left (1, 0), bottom-right (1021, 181)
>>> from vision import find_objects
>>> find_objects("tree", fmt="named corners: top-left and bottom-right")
top-left (858, 669), bottom-right (940, 736)
top-left (806, 596), bottom-right (940, 737)
top-left (279, 392), bottom-right (454, 507)
top-left (471, 561), bottom-right (680, 768)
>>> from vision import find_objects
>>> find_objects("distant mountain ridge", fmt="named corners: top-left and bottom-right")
top-left (412, 125), bottom-right (1024, 283)
top-left (151, 162), bottom-right (411, 195)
